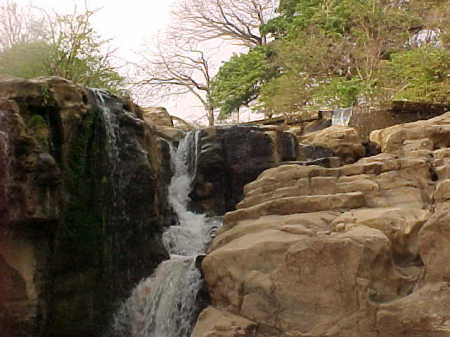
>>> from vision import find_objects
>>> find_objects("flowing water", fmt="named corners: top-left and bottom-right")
top-left (332, 107), bottom-right (353, 126)
top-left (111, 130), bottom-right (221, 337)
top-left (0, 109), bottom-right (10, 220)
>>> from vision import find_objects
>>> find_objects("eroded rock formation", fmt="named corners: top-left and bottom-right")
top-left (297, 125), bottom-right (366, 164)
top-left (195, 112), bottom-right (450, 337)
top-left (0, 77), bottom-right (172, 337)
top-left (190, 126), bottom-right (298, 215)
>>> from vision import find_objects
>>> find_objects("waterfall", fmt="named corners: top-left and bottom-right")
top-left (91, 89), bottom-right (122, 207)
top-left (332, 107), bottom-right (353, 126)
top-left (0, 110), bottom-right (10, 222)
top-left (90, 88), bottom-right (146, 224)
top-left (111, 131), bottom-right (220, 337)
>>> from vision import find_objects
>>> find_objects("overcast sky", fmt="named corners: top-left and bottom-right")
top-left (15, 0), bottom-right (176, 59)
top-left (12, 0), bottom-right (249, 124)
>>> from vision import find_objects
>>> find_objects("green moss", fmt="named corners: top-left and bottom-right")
top-left (27, 114), bottom-right (49, 148)
top-left (61, 108), bottom-right (103, 266)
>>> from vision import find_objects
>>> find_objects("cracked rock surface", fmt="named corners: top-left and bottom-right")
top-left (194, 112), bottom-right (450, 337)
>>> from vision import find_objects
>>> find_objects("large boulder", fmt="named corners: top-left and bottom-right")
top-left (191, 307), bottom-right (256, 337)
top-left (370, 111), bottom-right (450, 154)
top-left (142, 106), bottom-right (174, 127)
top-left (190, 126), bottom-right (298, 215)
top-left (193, 113), bottom-right (450, 337)
top-left (298, 125), bottom-right (366, 164)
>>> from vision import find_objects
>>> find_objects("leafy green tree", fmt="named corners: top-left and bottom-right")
top-left (256, 0), bottom-right (450, 115)
top-left (0, 3), bottom-right (124, 93)
top-left (385, 47), bottom-right (450, 104)
top-left (210, 47), bottom-right (276, 119)
top-left (45, 9), bottom-right (124, 91)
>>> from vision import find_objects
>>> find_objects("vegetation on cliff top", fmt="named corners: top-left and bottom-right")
top-left (211, 0), bottom-right (450, 118)
top-left (1, 0), bottom-right (448, 124)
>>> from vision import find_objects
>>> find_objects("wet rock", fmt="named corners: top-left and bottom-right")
top-left (190, 126), bottom-right (298, 215)
top-left (0, 77), bottom-right (172, 337)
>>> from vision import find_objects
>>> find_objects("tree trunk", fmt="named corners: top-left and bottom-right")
top-left (207, 107), bottom-right (214, 126)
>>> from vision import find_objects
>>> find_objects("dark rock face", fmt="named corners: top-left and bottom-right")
top-left (190, 126), bottom-right (298, 215)
top-left (0, 77), bottom-right (172, 337)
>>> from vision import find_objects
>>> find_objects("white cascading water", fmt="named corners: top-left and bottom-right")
top-left (0, 110), bottom-right (10, 202)
top-left (111, 131), bottom-right (220, 337)
top-left (332, 107), bottom-right (353, 126)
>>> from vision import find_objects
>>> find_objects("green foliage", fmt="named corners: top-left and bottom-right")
top-left (256, 0), bottom-right (450, 115)
top-left (0, 4), bottom-right (124, 93)
top-left (27, 114), bottom-right (49, 147)
top-left (47, 9), bottom-right (125, 92)
top-left (259, 73), bottom-right (312, 114)
top-left (0, 41), bottom-right (51, 78)
top-left (210, 47), bottom-right (276, 118)
top-left (386, 47), bottom-right (450, 103)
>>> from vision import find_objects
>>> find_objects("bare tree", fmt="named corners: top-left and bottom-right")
top-left (0, 0), bottom-right (45, 51)
top-left (171, 0), bottom-right (274, 47)
top-left (136, 36), bottom-right (216, 126)
top-left (135, 0), bottom-right (276, 125)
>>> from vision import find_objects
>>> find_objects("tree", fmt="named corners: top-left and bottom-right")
top-left (0, 2), bottom-right (124, 93)
top-left (44, 8), bottom-right (124, 92)
top-left (210, 46), bottom-right (276, 119)
top-left (384, 46), bottom-right (450, 104)
top-left (136, 36), bottom-right (216, 126)
top-left (0, 41), bottom-right (50, 78)
top-left (251, 0), bottom-right (450, 116)
top-left (0, 0), bottom-right (46, 51)
top-left (171, 0), bottom-right (275, 47)
top-left (136, 0), bottom-right (277, 125)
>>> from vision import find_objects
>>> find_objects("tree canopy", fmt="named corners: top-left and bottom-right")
top-left (136, 36), bottom-right (217, 126)
top-left (210, 46), bottom-right (275, 119)
top-left (211, 0), bottom-right (450, 118)
top-left (0, 2), bottom-right (124, 93)
top-left (171, 0), bottom-right (274, 47)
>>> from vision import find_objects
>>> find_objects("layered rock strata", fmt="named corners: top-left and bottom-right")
top-left (195, 111), bottom-right (450, 337)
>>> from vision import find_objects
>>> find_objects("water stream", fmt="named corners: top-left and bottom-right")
top-left (111, 131), bottom-right (220, 337)
top-left (0, 109), bottom-right (10, 222)
top-left (332, 107), bottom-right (353, 126)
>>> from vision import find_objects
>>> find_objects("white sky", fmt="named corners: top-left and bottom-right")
top-left (16, 0), bottom-right (176, 60)
top-left (11, 0), bottom-right (250, 124)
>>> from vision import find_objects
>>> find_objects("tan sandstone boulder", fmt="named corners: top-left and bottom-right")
top-left (298, 125), bottom-right (365, 163)
top-left (191, 307), bottom-right (257, 337)
top-left (193, 112), bottom-right (450, 337)
top-left (370, 110), bottom-right (450, 154)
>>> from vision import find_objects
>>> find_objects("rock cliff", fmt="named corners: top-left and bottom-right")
top-left (191, 126), bottom-right (298, 215)
top-left (0, 77), bottom-right (172, 337)
top-left (0, 77), bottom-right (305, 337)
top-left (194, 112), bottom-right (450, 337)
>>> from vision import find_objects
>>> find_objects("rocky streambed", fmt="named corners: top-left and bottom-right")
top-left (0, 76), bottom-right (449, 337)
